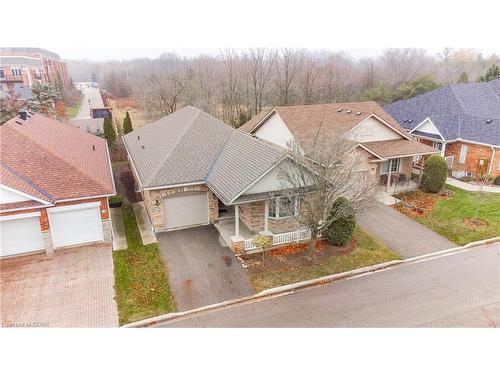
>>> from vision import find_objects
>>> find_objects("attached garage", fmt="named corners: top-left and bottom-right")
top-left (0, 213), bottom-right (44, 257)
top-left (164, 192), bottom-right (209, 230)
top-left (48, 203), bottom-right (103, 248)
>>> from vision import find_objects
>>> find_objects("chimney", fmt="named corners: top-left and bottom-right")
top-left (18, 110), bottom-right (28, 121)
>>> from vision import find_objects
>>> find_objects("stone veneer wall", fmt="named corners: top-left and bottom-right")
top-left (146, 184), bottom-right (219, 232)
top-left (238, 200), bottom-right (301, 234)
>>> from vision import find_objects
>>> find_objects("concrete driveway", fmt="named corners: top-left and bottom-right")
top-left (358, 203), bottom-right (455, 258)
top-left (157, 226), bottom-right (253, 311)
top-left (0, 244), bottom-right (118, 328)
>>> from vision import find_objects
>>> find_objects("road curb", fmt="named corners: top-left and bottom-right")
top-left (123, 236), bottom-right (499, 328)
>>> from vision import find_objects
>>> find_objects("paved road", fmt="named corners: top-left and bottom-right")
top-left (358, 203), bottom-right (455, 258)
top-left (161, 243), bottom-right (500, 327)
top-left (157, 226), bottom-right (253, 311)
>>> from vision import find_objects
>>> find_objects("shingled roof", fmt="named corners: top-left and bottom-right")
top-left (384, 79), bottom-right (500, 146)
top-left (123, 106), bottom-right (284, 204)
top-left (0, 113), bottom-right (115, 206)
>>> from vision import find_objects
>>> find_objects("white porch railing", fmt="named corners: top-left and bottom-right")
top-left (244, 238), bottom-right (257, 251)
top-left (272, 227), bottom-right (311, 246)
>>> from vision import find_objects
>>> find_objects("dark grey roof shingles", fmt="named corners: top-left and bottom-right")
top-left (123, 106), bottom-right (284, 204)
top-left (384, 79), bottom-right (500, 146)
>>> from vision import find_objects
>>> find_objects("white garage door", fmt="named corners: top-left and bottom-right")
top-left (49, 204), bottom-right (103, 248)
top-left (1, 215), bottom-right (44, 257)
top-left (164, 192), bottom-right (209, 230)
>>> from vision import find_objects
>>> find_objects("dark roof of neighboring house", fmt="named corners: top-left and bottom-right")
top-left (70, 118), bottom-right (105, 134)
top-left (240, 102), bottom-right (411, 153)
top-left (384, 79), bottom-right (500, 146)
top-left (123, 106), bottom-right (284, 204)
top-left (0, 113), bottom-right (115, 206)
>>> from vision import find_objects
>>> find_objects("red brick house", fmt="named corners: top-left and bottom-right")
top-left (0, 112), bottom-right (115, 258)
top-left (385, 79), bottom-right (500, 177)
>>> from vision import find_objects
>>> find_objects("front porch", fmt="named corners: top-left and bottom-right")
top-left (214, 198), bottom-right (309, 254)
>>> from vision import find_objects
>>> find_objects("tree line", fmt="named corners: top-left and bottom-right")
top-left (68, 48), bottom-right (500, 127)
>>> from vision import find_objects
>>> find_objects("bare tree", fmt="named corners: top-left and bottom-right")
top-left (381, 48), bottom-right (430, 87)
top-left (301, 56), bottom-right (320, 104)
top-left (275, 48), bottom-right (306, 105)
top-left (278, 135), bottom-right (378, 251)
top-left (245, 48), bottom-right (276, 115)
top-left (141, 73), bottom-right (184, 120)
top-left (220, 49), bottom-right (241, 125)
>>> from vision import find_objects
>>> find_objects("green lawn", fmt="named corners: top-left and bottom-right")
top-left (250, 227), bottom-right (401, 292)
top-left (65, 97), bottom-right (82, 119)
top-left (413, 185), bottom-right (500, 245)
top-left (113, 205), bottom-right (175, 325)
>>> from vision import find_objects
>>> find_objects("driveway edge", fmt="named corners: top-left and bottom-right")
top-left (122, 236), bottom-right (499, 328)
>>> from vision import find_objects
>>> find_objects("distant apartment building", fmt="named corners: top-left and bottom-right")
top-left (0, 48), bottom-right (70, 99)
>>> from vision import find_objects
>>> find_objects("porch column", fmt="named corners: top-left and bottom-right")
top-left (264, 200), bottom-right (269, 233)
top-left (386, 159), bottom-right (392, 192)
top-left (418, 156), bottom-right (425, 186)
top-left (234, 204), bottom-right (240, 237)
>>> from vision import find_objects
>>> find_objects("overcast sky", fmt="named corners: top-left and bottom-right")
top-left (3, 0), bottom-right (499, 62)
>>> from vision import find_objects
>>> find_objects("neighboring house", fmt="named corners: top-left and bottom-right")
top-left (123, 106), bottom-right (313, 253)
top-left (240, 102), bottom-right (439, 191)
top-left (0, 47), bottom-right (70, 96)
top-left (384, 79), bottom-right (500, 177)
top-left (0, 111), bottom-right (115, 258)
top-left (77, 87), bottom-right (112, 119)
top-left (70, 118), bottom-right (105, 135)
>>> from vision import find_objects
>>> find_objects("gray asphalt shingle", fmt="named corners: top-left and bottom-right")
top-left (384, 79), bottom-right (500, 146)
top-left (123, 106), bottom-right (284, 204)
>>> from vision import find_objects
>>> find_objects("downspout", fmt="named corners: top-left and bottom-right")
top-left (488, 147), bottom-right (496, 175)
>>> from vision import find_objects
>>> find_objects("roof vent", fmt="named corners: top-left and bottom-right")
top-left (141, 145), bottom-right (145, 149)
top-left (346, 110), bottom-right (352, 114)
top-left (337, 108), bottom-right (343, 112)
top-left (137, 135), bottom-right (140, 140)
top-left (403, 119), bottom-right (408, 122)
top-left (18, 110), bottom-right (28, 121)
top-left (408, 119), bottom-right (413, 123)
top-left (486, 119), bottom-right (492, 124)
top-left (92, 145), bottom-right (95, 151)
top-left (356, 111), bottom-right (361, 115)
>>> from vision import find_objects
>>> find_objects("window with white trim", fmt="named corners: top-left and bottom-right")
top-left (459, 144), bottom-right (468, 164)
top-left (11, 67), bottom-right (22, 77)
top-left (268, 196), bottom-right (299, 218)
top-left (432, 141), bottom-right (443, 151)
top-left (381, 158), bottom-right (400, 175)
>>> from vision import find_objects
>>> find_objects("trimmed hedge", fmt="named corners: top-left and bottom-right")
top-left (422, 154), bottom-right (448, 193)
top-left (325, 197), bottom-right (356, 246)
top-left (494, 175), bottom-right (500, 186)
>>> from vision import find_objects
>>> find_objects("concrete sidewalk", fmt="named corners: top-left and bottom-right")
top-left (446, 177), bottom-right (500, 193)
top-left (132, 202), bottom-right (157, 245)
top-left (111, 207), bottom-right (127, 251)
top-left (358, 203), bottom-right (455, 258)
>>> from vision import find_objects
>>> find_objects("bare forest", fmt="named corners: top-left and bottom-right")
top-left (67, 48), bottom-right (500, 127)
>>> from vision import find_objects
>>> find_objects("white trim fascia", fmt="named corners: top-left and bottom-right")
top-left (143, 181), bottom-right (205, 191)
top-left (47, 201), bottom-right (101, 213)
top-left (0, 204), bottom-right (53, 213)
top-left (356, 143), bottom-right (385, 160)
top-left (0, 211), bottom-right (41, 221)
top-left (348, 113), bottom-right (412, 141)
top-left (446, 138), bottom-right (499, 148)
top-left (382, 150), bottom-right (441, 159)
top-left (55, 194), bottom-right (112, 203)
top-left (228, 156), bottom-right (288, 204)
top-left (248, 108), bottom-right (277, 133)
top-left (0, 184), bottom-right (52, 205)
top-left (412, 133), bottom-right (446, 143)
top-left (410, 117), bottom-right (445, 140)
